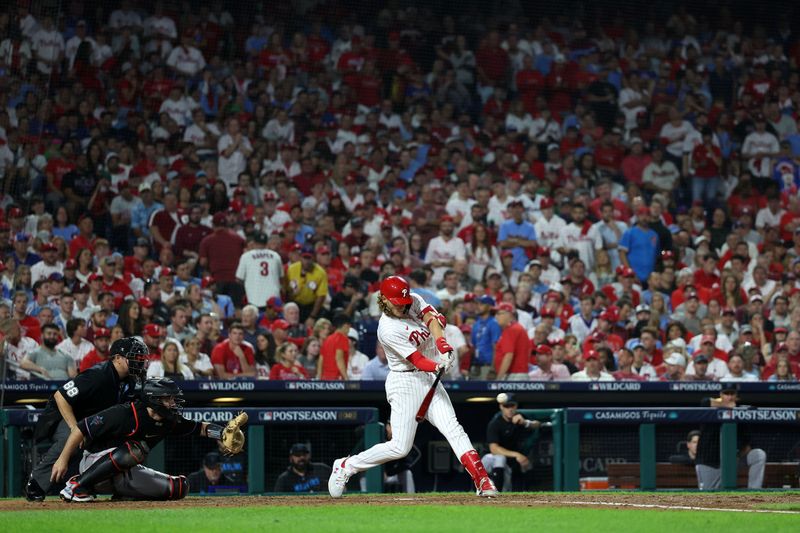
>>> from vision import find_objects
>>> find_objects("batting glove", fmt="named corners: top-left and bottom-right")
top-left (435, 337), bottom-right (453, 355)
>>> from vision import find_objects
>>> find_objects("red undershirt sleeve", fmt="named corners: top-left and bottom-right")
top-left (406, 351), bottom-right (438, 372)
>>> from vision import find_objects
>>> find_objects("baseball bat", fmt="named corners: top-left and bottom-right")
top-left (415, 365), bottom-right (446, 422)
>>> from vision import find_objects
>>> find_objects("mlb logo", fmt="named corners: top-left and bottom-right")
top-left (287, 382), bottom-right (296, 390)
top-left (260, 411), bottom-right (273, 421)
top-left (719, 410), bottom-right (733, 420)
top-left (200, 383), bottom-right (209, 390)
top-left (590, 384), bottom-right (600, 391)
top-left (27, 413), bottom-right (39, 423)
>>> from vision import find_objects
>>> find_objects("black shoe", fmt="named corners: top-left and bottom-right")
top-left (24, 478), bottom-right (46, 502)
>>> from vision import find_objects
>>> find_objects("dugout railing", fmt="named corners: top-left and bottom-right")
top-left (561, 407), bottom-right (800, 491)
top-left (0, 407), bottom-right (383, 498)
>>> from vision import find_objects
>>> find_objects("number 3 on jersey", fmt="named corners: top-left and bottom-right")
top-left (63, 380), bottom-right (79, 398)
top-left (260, 261), bottom-right (269, 276)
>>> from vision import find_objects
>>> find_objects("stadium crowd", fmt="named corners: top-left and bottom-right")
top-left (2, 0), bottom-right (800, 383)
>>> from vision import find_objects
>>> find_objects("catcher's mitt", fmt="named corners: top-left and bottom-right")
top-left (219, 412), bottom-right (248, 455)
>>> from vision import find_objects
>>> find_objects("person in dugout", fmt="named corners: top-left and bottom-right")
top-left (481, 393), bottom-right (542, 491)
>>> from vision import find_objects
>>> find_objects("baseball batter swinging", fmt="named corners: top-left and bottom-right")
top-left (328, 276), bottom-right (497, 497)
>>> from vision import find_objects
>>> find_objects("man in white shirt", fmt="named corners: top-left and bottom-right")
top-left (685, 338), bottom-right (728, 379)
top-left (659, 106), bottom-right (695, 165)
top-left (445, 178), bottom-right (476, 224)
top-left (159, 86), bottom-right (192, 127)
top-left (55, 317), bottom-right (94, 367)
top-left (30, 242), bottom-right (64, 283)
top-left (424, 216), bottom-right (466, 285)
top-left (742, 115), bottom-right (780, 178)
top-left (642, 144), bottom-right (681, 194)
top-left (262, 109), bottom-right (295, 143)
top-left (65, 21), bottom-right (96, 69)
top-left (346, 328), bottom-right (370, 380)
top-left (557, 203), bottom-right (602, 271)
top-left (571, 351), bottom-right (614, 381)
top-left (32, 16), bottom-right (64, 75)
top-left (722, 353), bottom-right (758, 382)
top-left (533, 198), bottom-right (566, 250)
top-left (1, 318), bottom-right (39, 379)
top-left (109, 0), bottom-right (143, 31)
top-left (143, 3), bottom-right (177, 58)
top-left (754, 194), bottom-right (785, 230)
top-left (236, 233), bottom-right (283, 309)
top-left (166, 32), bottom-right (206, 78)
top-left (217, 118), bottom-right (253, 189)
top-left (183, 108), bottom-right (221, 150)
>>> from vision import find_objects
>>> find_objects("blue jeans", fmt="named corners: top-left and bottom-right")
top-left (692, 176), bottom-right (720, 208)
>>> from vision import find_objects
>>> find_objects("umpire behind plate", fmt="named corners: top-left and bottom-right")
top-left (52, 378), bottom-right (248, 502)
top-left (25, 337), bottom-right (149, 501)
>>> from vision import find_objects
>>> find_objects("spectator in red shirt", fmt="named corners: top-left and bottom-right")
top-left (211, 322), bottom-right (256, 379)
top-left (99, 256), bottom-right (133, 309)
top-left (173, 204), bottom-right (212, 261)
top-left (269, 342), bottom-right (310, 380)
top-left (492, 303), bottom-right (531, 380)
top-left (68, 216), bottom-right (96, 259)
top-left (199, 211), bottom-right (246, 306)
top-left (78, 327), bottom-right (112, 372)
top-left (690, 127), bottom-right (722, 209)
top-left (319, 313), bottom-right (350, 380)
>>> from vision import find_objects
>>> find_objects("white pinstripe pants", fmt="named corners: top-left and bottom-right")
top-left (347, 370), bottom-right (474, 472)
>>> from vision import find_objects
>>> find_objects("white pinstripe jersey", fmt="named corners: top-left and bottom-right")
top-left (377, 293), bottom-right (439, 371)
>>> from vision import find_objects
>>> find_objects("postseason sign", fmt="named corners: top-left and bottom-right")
top-left (568, 407), bottom-right (800, 424)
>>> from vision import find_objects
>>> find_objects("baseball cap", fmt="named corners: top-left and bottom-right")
top-left (64, 259), bottom-right (77, 270)
top-left (775, 342), bottom-right (789, 352)
top-left (272, 319), bottom-right (290, 331)
top-left (138, 297), bottom-right (154, 309)
top-left (203, 452), bottom-right (221, 468)
top-left (289, 443), bottom-right (310, 455)
top-left (492, 302), bottom-right (515, 314)
top-left (749, 294), bottom-right (763, 303)
top-left (635, 304), bottom-right (650, 314)
top-left (263, 191), bottom-right (277, 202)
top-left (534, 344), bottom-right (552, 355)
top-left (143, 323), bottom-right (162, 337)
top-left (774, 327), bottom-right (788, 335)
top-left (267, 296), bottom-right (284, 310)
top-left (584, 350), bottom-right (600, 361)
top-left (300, 245), bottom-right (314, 258)
top-left (201, 275), bottom-right (216, 289)
top-left (14, 232), bottom-right (29, 242)
top-left (138, 182), bottom-right (152, 193)
top-left (740, 325), bottom-right (753, 334)
top-left (721, 307), bottom-right (736, 316)
top-left (540, 198), bottom-right (555, 209)
top-left (8, 207), bottom-right (23, 218)
top-left (665, 353), bottom-right (687, 367)
top-left (496, 393), bottom-right (517, 406)
top-left (94, 327), bottom-right (111, 339)
top-left (40, 242), bottom-right (57, 252)
top-left (477, 295), bottom-right (496, 306)
top-left (540, 308), bottom-right (556, 318)
top-left (134, 237), bottom-right (150, 248)
top-left (693, 353), bottom-right (709, 363)
top-left (212, 212), bottom-right (227, 226)
top-left (347, 328), bottom-right (360, 341)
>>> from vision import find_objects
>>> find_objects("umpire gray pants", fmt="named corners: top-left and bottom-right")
top-left (30, 420), bottom-right (72, 492)
top-left (695, 448), bottom-right (767, 490)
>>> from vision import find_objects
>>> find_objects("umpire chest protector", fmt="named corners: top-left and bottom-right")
top-left (34, 360), bottom-right (134, 442)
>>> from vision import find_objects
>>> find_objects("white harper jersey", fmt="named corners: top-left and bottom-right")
top-left (235, 248), bottom-right (283, 307)
top-left (378, 293), bottom-right (441, 371)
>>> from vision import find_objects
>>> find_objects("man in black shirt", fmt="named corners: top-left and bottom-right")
top-left (482, 393), bottom-right (541, 491)
top-left (187, 452), bottom-right (236, 494)
top-left (273, 443), bottom-right (332, 493)
top-left (55, 378), bottom-right (236, 502)
top-left (24, 337), bottom-right (149, 501)
top-left (695, 387), bottom-right (767, 490)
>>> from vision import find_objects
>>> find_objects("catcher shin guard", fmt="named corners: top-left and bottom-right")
top-left (78, 441), bottom-right (150, 491)
top-left (165, 475), bottom-right (188, 500)
top-left (460, 450), bottom-right (498, 497)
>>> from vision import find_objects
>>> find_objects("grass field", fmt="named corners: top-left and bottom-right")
top-left (3, 492), bottom-right (799, 532)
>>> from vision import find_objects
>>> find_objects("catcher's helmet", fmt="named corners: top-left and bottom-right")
top-left (380, 276), bottom-right (413, 306)
top-left (110, 336), bottom-right (150, 379)
top-left (142, 378), bottom-right (184, 420)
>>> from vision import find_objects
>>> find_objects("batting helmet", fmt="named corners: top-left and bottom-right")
top-left (110, 336), bottom-right (150, 379)
top-left (142, 378), bottom-right (184, 420)
top-left (380, 276), bottom-right (412, 306)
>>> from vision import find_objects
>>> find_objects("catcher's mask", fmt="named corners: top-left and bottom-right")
top-left (142, 377), bottom-right (185, 420)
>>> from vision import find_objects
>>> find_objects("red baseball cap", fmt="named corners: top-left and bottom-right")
top-left (492, 302), bottom-right (516, 314)
top-left (7, 207), bottom-right (23, 218)
top-left (201, 275), bottom-right (216, 289)
top-left (143, 323), bottom-right (162, 337)
top-left (160, 267), bottom-right (173, 277)
top-left (94, 327), bottom-right (111, 339)
top-left (585, 350), bottom-right (600, 361)
top-left (272, 319), bottom-right (290, 330)
top-left (40, 242), bottom-right (57, 252)
top-left (212, 211), bottom-right (227, 226)
top-left (540, 198), bottom-right (555, 209)
top-left (541, 309), bottom-right (556, 318)
top-left (64, 259), bottom-right (77, 269)
top-left (138, 297), bottom-right (154, 308)
top-left (534, 344), bottom-right (552, 355)
top-left (88, 273), bottom-right (101, 282)
top-left (263, 191), bottom-right (277, 202)
top-left (267, 296), bottom-right (283, 310)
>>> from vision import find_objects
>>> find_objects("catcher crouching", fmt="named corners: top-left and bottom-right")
top-left (51, 378), bottom-right (247, 502)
